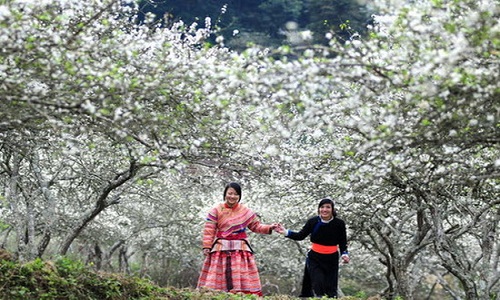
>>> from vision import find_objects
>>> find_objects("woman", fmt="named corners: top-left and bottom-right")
top-left (276, 198), bottom-right (350, 298)
top-left (197, 182), bottom-right (278, 296)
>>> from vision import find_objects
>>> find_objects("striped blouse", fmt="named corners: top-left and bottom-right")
top-left (202, 203), bottom-right (272, 252)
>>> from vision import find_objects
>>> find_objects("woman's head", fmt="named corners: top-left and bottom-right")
top-left (317, 198), bottom-right (336, 219)
top-left (223, 182), bottom-right (241, 207)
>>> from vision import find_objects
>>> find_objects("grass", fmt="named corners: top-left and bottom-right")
top-left (0, 249), bottom-right (363, 300)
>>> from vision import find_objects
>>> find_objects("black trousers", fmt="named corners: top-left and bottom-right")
top-left (301, 250), bottom-right (339, 298)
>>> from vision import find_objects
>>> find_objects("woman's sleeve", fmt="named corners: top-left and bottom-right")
top-left (338, 220), bottom-right (348, 253)
top-left (202, 208), bottom-right (218, 249)
top-left (247, 214), bottom-right (273, 234)
top-left (286, 218), bottom-right (314, 241)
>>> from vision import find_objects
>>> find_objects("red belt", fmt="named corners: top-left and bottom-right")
top-left (311, 243), bottom-right (338, 254)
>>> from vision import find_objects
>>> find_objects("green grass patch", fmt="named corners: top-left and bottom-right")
top-left (0, 249), bottom-right (362, 299)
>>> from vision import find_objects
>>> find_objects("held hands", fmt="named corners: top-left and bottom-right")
top-left (270, 223), bottom-right (279, 231)
top-left (272, 223), bottom-right (286, 235)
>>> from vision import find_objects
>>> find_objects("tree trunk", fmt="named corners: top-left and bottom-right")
top-left (394, 262), bottom-right (413, 300)
top-left (31, 152), bottom-right (57, 257)
top-left (58, 160), bottom-right (140, 255)
top-left (6, 153), bottom-right (27, 261)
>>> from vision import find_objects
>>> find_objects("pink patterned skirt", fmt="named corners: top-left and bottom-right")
top-left (197, 250), bottom-right (263, 296)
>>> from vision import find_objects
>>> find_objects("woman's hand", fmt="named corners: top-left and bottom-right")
top-left (203, 248), bottom-right (210, 256)
top-left (341, 254), bottom-right (350, 264)
top-left (273, 223), bottom-right (286, 234)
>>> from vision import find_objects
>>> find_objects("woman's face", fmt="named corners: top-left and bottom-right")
top-left (319, 203), bottom-right (333, 220)
top-left (225, 187), bottom-right (240, 207)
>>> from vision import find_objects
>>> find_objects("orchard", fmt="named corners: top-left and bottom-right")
top-left (0, 0), bottom-right (498, 299)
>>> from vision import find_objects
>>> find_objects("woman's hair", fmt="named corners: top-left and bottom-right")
top-left (223, 182), bottom-right (242, 201)
top-left (317, 197), bottom-right (337, 217)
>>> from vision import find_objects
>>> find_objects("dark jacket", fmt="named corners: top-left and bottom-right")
top-left (286, 216), bottom-right (348, 253)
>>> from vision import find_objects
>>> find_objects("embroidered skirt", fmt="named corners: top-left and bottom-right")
top-left (197, 250), bottom-right (263, 296)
